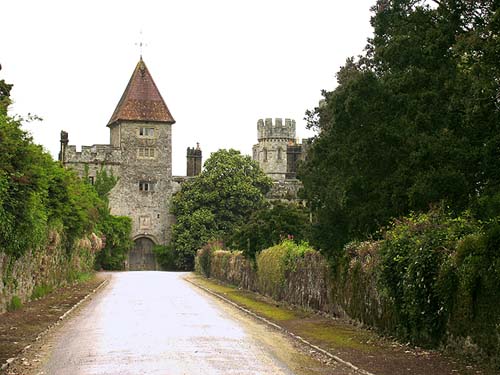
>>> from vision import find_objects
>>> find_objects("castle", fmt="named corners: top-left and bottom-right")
top-left (60, 58), bottom-right (304, 270)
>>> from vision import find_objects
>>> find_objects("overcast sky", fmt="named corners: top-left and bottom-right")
top-left (2, 0), bottom-right (374, 175)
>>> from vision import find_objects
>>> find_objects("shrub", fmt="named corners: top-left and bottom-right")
top-left (230, 202), bottom-right (311, 259)
top-left (31, 284), bottom-right (53, 300)
top-left (378, 208), bottom-right (479, 346)
top-left (448, 223), bottom-right (500, 366)
top-left (95, 215), bottom-right (132, 270)
top-left (8, 295), bottom-right (22, 311)
top-left (153, 245), bottom-right (177, 271)
top-left (195, 240), bottom-right (224, 277)
top-left (256, 240), bottom-right (314, 299)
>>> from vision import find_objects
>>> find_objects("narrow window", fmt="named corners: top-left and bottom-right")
top-left (139, 127), bottom-right (155, 137)
top-left (277, 147), bottom-right (282, 160)
top-left (139, 181), bottom-right (155, 192)
top-left (263, 148), bottom-right (268, 162)
top-left (88, 176), bottom-right (95, 185)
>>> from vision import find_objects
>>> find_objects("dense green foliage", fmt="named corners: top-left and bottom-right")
top-left (450, 224), bottom-right (500, 365)
top-left (0, 78), bottom-right (12, 115)
top-left (300, 0), bottom-right (500, 256)
top-left (0, 112), bottom-right (102, 256)
top-left (95, 214), bottom-right (132, 270)
top-left (229, 202), bottom-right (311, 258)
top-left (378, 209), bottom-right (500, 365)
top-left (378, 208), bottom-right (479, 345)
top-left (171, 149), bottom-right (272, 270)
top-left (153, 244), bottom-right (177, 271)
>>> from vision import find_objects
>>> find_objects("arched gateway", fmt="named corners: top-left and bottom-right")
top-left (129, 237), bottom-right (156, 270)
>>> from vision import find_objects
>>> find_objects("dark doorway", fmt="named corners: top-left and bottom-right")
top-left (130, 237), bottom-right (156, 270)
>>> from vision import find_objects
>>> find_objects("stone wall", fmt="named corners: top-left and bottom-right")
top-left (0, 230), bottom-right (102, 314)
top-left (63, 144), bottom-right (122, 181)
top-left (208, 250), bottom-right (258, 291)
top-left (267, 179), bottom-right (303, 202)
top-left (198, 244), bottom-right (389, 324)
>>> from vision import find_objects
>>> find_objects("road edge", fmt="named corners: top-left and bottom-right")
top-left (185, 275), bottom-right (376, 375)
top-left (1, 275), bottom-right (110, 372)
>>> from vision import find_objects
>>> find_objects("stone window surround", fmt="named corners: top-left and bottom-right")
top-left (138, 127), bottom-right (155, 137)
top-left (137, 147), bottom-right (156, 159)
top-left (139, 181), bottom-right (155, 192)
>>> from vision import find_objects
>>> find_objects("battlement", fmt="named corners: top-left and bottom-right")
top-left (257, 118), bottom-right (296, 141)
top-left (64, 144), bottom-right (121, 165)
top-left (186, 147), bottom-right (202, 157)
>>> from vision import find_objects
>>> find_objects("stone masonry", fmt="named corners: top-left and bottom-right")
top-left (252, 118), bottom-right (308, 200)
top-left (60, 58), bottom-right (194, 270)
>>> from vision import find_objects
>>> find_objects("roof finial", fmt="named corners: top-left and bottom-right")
top-left (135, 29), bottom-right (148, 60)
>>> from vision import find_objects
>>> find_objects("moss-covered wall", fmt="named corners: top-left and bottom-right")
top-left (197, 241), bottom-right (388, 320)
top-left (0, 229), bottom-right (102, 314)
top-left (197, 239), bottom-right (499, 368)
top-left (209, 250), bottom-right (258, 291)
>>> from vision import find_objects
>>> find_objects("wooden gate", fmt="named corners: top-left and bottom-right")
top-left (129, 237), bottom-right (156, 270)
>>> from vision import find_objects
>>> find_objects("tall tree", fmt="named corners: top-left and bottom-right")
top-left (170, 149), bottom-right (272, 270)
top-left (0, 64), bottom-right (13, 115)
top-left (300, 0), bottom-right (500, 256)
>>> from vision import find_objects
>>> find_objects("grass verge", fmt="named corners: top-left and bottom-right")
top-left (188, 275), bottom-right (375, 352)
top-left (0, 273), bottom-right (106, 367)
top-left (187, 274), bottom-right (494, 375)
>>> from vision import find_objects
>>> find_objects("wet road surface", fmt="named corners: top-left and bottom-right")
top-left (41, 272), bottom-right (341, 375)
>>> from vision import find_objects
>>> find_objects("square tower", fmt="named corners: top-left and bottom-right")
top-left (106, 58), bottom-right (176, 258)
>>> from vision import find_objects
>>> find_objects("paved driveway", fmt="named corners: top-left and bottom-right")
top-left (41, 272), bottom-right (342, 375)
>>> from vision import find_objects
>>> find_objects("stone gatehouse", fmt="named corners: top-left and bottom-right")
top-left (59, 58), bottom-right (200, 270)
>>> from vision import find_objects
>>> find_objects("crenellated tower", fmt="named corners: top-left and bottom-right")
top-left (252, 118), bottom-right (296, 180)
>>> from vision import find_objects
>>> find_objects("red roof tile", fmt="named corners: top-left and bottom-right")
top-left (107, 58), bottom-right (175, 126)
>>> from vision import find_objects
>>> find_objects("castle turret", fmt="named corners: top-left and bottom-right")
top-left (59, 130), bottom-right (68, 163)
top-left (252, 118), bottom-right (296, 180)
top-left (186, 143), bottom-right (202, 177)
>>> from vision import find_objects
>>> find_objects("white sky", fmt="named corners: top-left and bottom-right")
top-left (2, 0), bottom-right (374, 176)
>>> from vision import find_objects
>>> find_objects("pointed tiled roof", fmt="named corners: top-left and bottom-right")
top-left (107, 58), bottom-right (175, 126)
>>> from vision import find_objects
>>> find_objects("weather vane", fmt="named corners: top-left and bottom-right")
top-left (135, 30), bottom-right (148, 59)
